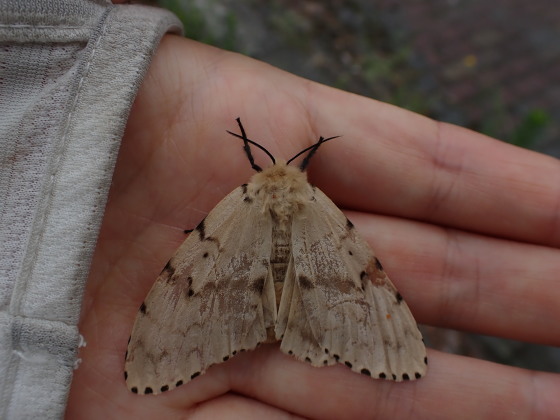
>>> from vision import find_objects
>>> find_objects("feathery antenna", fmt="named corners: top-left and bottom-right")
top-left (287, 135), bottom-right (340, 170)
top-left (226, 118), bottom-right (275, 172)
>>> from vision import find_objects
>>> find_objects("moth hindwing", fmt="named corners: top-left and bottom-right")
top-left (124, 119), bottom-right (427, 395)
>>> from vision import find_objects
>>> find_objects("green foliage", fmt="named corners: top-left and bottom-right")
top-left (477, 89), bottom-right (549, 149)
top-left (157, 0), bottom-right (238, 51)
top-left (510, 109), bottom-right (550, 148)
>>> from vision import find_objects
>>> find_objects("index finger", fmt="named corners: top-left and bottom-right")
top-left (307, 87), bottom-right (560, 247)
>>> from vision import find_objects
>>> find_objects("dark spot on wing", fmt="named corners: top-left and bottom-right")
top-left (176, 380), bottom-right (183, 387)
top-left (333, 354), bottom-right (340, 361)
top-left (345, 361), bottom-right (353, 368)
top-left (360, 271), bottom-right (369, 291)
top-left (232, 350), bottom-right (237, 355)
top-left (124, 371), bottom-right (128, 380)
top-left (379, 372), bottom-right (386, 379)
top-left (288, 350), bottom-right (293, 355)
top-left (203, 252), bottom-right (209, 258)
top-left (195, 218), bottom-right (206, 241)
top-left (184, 229), bottom-right (192, 234)
top-left (298, 275), bottom-right (314, 290)
top-left (251, 276), bottom-right (266, 295)
top-left (161, 260), bottom-right (175, 275)
top-left (223, 355), bottom-right (229, 361)
top-left (375, 257), bottom-right (383, 271)
top-left (144, 387), bottom-right (153, 394)
top-left (191, 372), bottom-right (200, 379)
top-left (131, 387), bottom-right (138, 394)
top-left (127, 336), bottom-right (131, 345)
top-left (402, 373), bottom-right (410, 380)
top-left (124, 350), bottom-right (128, 360)
top-left (324, 348), bottom-right (329, 354)
top-left (348, 250), bottom-right (353, 256)
top-left (305, 357), bottom-right (312, 363)
top-left (396, 292), bottom-right (403, 304)
top-left (186, 277), bottom-right (194, 296)
top-left (242, 185), bottom-right (252, 202)
top-left (346, 218), bottom-right (354, 229)
top-left (140, 302), bottom-right (147, 314)
top-left (361, 369), bottom-right (371, 376)
top-left (392, 374), bottom-right (397, 380)
top-left (424, 356), bottom-right (428, 365)
top-left (160, 385), bottom-right (169, 392)
top-left (415, 372), bottom-right (422, 379)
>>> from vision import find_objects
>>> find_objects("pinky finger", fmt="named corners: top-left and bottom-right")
top-left (191, 393), bottom-right (303, 420)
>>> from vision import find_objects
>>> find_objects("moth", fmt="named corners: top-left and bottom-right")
top-left (125, 118), bottom-right (427, 395)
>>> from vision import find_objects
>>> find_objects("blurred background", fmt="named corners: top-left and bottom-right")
top-left (148, 0), bottom-right (560, 373)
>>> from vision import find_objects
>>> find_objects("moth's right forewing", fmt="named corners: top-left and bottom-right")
top-left (125, 185), bottom-right (276, 395)
top-left (280, 187), bottom-right (427, 381)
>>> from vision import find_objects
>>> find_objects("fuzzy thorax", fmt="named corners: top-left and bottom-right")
top-left (248, 160), bottom-right (311, 223)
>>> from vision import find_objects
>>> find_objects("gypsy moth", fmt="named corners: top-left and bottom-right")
top-left (125, 119), bottom-right (427, 395)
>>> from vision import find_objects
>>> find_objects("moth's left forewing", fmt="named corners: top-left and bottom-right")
top-left (125, 185), bottom-right (276, 394)
top-left (281, 186), bottom-right (427, 381)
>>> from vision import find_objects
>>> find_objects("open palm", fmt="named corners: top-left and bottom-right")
top-left (66, 36), bottom-right (560, 419)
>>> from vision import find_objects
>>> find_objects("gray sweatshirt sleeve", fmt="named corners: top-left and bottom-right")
top-left (0, 1), bottom-right (182, 418)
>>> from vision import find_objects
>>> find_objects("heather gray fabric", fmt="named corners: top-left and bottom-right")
top-left (0, 1), bottom-right (182, 418)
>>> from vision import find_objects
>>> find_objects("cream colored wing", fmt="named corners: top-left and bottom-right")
top-left (125, 185), bottom-right (276, 394)
top-left (277, 187), bottom-right (427, 381)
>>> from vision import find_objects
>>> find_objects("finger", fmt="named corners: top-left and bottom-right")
top-left (190, 393), bottom-right (302, 420)
top-left (304, 83), bottom-right (560, 247)
top-left (348, 211), bottom-right (560, 346)
top-left (228, 345), bottom-right (559, 420)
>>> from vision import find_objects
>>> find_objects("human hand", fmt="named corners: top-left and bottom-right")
top-left (66, 35), bottom-right (560, 419)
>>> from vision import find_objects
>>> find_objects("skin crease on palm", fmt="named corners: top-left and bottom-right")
top-left (64, 34), bottom-right (560, 419)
